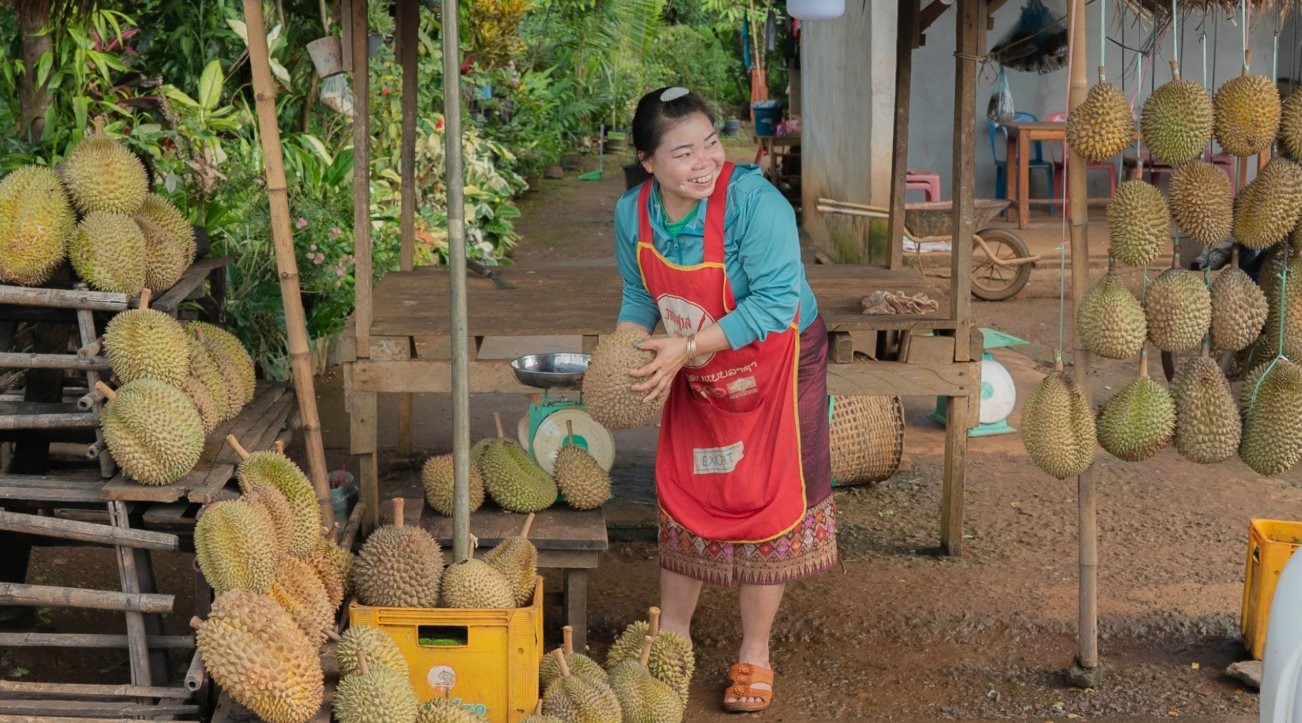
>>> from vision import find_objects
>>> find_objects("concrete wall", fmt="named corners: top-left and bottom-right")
top-left (798, 0), bottom-right (898, 263)
top-left (905, 1), bottom-right (1299, 201)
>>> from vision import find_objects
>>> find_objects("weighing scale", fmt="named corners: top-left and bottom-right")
top-left (928, 327), bottom-right (1028, 437)
top-left (509, 353), bottom-right (616, 476)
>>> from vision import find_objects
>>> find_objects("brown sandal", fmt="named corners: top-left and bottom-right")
top-left (723, 662), bottom-right (774, 713)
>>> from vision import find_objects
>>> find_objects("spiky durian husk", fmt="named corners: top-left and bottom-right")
top-left (1020, 370), bottom-right (1096, 479)
top-left (421, 453), bottom-right (485, 517)
top-left (68, 211), bottom-right (146, 294)
top-left (62, 134), bottom-right (149, 214)
top-left (1143, 269), bottom-right (1211, 353)
top-left (1107, 180), bottom-right (1170, 266)
top-left (194, 591), bottom-right (324, 723)
top-left (100, 379), bottom-right (204, 485)
top-left (1239, 360), bottom-right (1302, 476)
top-left (194, 500), bottom-right (278, 594)
top-left (1141, 77), bottom-right (1213, 164)
top-left (1169, 160), bottom-right (1233, 246)
top-left (1214, 74), bottom-right (1282, 157)
top-left (0, 166), bottom-right (75, 286)
top-left (1096, 368), bottom-right (1176, 462)
top-left (1282, 91), bottom-right (1302, 160)
top-left (1171, 356), bottom-right (1241, 464)
top-left (134, 193), bottom-right (196, 292)
top-left (1076, 274), bottom-right (1146, 360)
top-left (1232, 158), bottom-right (1302, 250)
top-left (1210, 267), bottom-right (1268, 352)
top-left (1067, 82), bottom-right (1134, 162)
top-left (104, 307), bottom-right (191, 386)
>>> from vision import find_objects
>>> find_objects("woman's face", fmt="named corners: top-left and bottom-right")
top-left (642, 112), bottom-right (726, 207)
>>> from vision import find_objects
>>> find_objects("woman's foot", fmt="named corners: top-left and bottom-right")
top-left (723, 659), bottom-right (773, 711)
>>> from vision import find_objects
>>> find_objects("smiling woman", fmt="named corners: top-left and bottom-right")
top-left (610, 86), bottom-right (837, 713)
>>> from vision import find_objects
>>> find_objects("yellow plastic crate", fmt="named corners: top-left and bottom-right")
top-left (348, 576), bottom-right (543, 722)
top-left (1242, 519), bottom-right (1302, 660)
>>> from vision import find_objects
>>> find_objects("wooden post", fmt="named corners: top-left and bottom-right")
top-left (352, 0), bottom-right (373, 360)
top-left (1064, 0), bottom-right (1099, 688)
top-left (940, 0), bottom-right (980, 556)
top-left (397, 0), bottom-right (418, 457)
top-left (241, 0), bottom-right (336, 528)
top-left (887, 0), bottom-right (919, 271)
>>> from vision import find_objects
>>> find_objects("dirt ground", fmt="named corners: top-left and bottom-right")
top-left (6, 142), bottom-right (1299, 721)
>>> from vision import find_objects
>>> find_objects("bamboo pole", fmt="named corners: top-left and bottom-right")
top-left (352, 0), bottom-right (372, 359)
top-left (0, 583), bottom-right (173, 614)
top-left (0, 632), bottom-right (193, 649)
top-left (0, 352), bottom-right (110, 371)
top-left (1065, 0), bottom-right (1099, 688)
top-left (0, 285), bottom-right (128, 311)
top-left (241, 0), bottom-right (335, 529)
top-left (0, 510), bottom-right (179, 550)
top-left (443, 0), bottom-right (471, 564)
top-left (397, 0), bottom-right (418, 458)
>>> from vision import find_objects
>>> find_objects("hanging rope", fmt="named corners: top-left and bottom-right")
top-left (1054, 0), bottom-right (1079, 364)
top-left (1099, 0), bottom-right (1107, 81)
top-left (1240, 0), bottom-right (1248, 72)
top-left (1172, 0), bottom-right (1179, 66)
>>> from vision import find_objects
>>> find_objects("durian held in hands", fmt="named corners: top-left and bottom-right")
top-left (583, 329), bottom-right (665, 430)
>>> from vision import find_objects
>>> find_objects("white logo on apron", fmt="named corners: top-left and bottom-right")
top-left (656, 294), bottom-right (716, 368)
top-left (693, 441), bottom-right (744, 474)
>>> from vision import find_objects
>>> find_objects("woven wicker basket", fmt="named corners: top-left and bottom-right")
top-left (828, 395), bottom-right (905, 485)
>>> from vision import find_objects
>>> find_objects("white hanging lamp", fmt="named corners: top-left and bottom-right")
top-left (788, 0), bottom-right (845, 20)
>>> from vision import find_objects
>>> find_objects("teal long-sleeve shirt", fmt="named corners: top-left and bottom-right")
top-left (614, 164), bottom-right (818, 349)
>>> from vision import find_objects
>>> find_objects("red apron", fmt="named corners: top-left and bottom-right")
top-left (635, 163), bottom-right (807, 543)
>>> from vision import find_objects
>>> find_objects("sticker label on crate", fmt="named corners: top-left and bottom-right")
top-left (425, 666), bottom-right (489, 717)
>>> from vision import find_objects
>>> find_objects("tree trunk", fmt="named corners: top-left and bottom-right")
top-left (17, 0), bottom-right (54, 142)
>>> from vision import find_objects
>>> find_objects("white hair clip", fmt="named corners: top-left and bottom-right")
top-left (660, 87), bottom-right (690, 102)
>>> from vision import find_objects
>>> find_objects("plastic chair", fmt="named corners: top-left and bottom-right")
top-left (989, 111), bottom-right (1056, 215)
top-left (1122, 153), bottom-right (1175, 188)
top-left (905, 169), bottom-right (942, 201)
top-left (1044, 111), bottom-right (1118, 212)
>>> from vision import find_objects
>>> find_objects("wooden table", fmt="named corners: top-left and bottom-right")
top-left (343, 262), bottom-right (982, 557)
top-left (421, 506), bottom-right (608, 653)
top-left (1003, 120), bottom-right (1065, 230)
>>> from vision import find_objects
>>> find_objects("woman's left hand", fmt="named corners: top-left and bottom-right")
top-left (630, 336), bottom-right (691, 403)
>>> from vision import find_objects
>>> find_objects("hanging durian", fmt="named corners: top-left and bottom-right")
top-left (1282, 91), bottom-right (1302, 160)
top-left (1144, 268), bottom-right (1211, 353)
top-left (1096, 352), bottom-right (1175, 462)
top-left (1239, 359), bottom-right (1302, 476)
top-left (1141, 61), bottom-right (1214, 164)
top-left (1066, 72), bottom-right (1134, 162)
top-left (1232, 158), bottom-right (1302, 250)
top-left (1169, 160), bottom-right (1233, 246)
top-left (1020, 361), bottom-right (1095, 479)
top-left (1107, 180), bottom-right (1170, 266)
top-left (1210, 266), bottom-right (1268, 352)
top-left (1171, 349), bottom-right (1241, 464)
top-left (1214, 62), bottom-right (1282, 157)
top-left (1076, 272), bottom-right (1146, 359)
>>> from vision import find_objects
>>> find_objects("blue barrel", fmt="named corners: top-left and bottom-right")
top-left (752, 104), bottom-right (782, 136)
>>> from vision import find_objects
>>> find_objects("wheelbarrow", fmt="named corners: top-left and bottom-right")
top-left (815, 197), bottom-right (1040, 301)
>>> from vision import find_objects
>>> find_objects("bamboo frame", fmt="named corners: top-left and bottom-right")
top-left (1065, 0), bottom-right (1099, 686)
top-left (397, 0), bottom-right (418, 457)
top-left (240, 0), bottom-right (334, 529)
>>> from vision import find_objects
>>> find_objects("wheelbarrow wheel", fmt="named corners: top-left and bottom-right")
top-left (971, 228), bottom-right (1032, 301)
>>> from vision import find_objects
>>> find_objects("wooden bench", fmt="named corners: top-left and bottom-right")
top-left (420, 504), bottom-right (608, 653)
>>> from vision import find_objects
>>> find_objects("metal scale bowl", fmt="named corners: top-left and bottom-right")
top-left (509, 353), bottom-right (616, 475)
